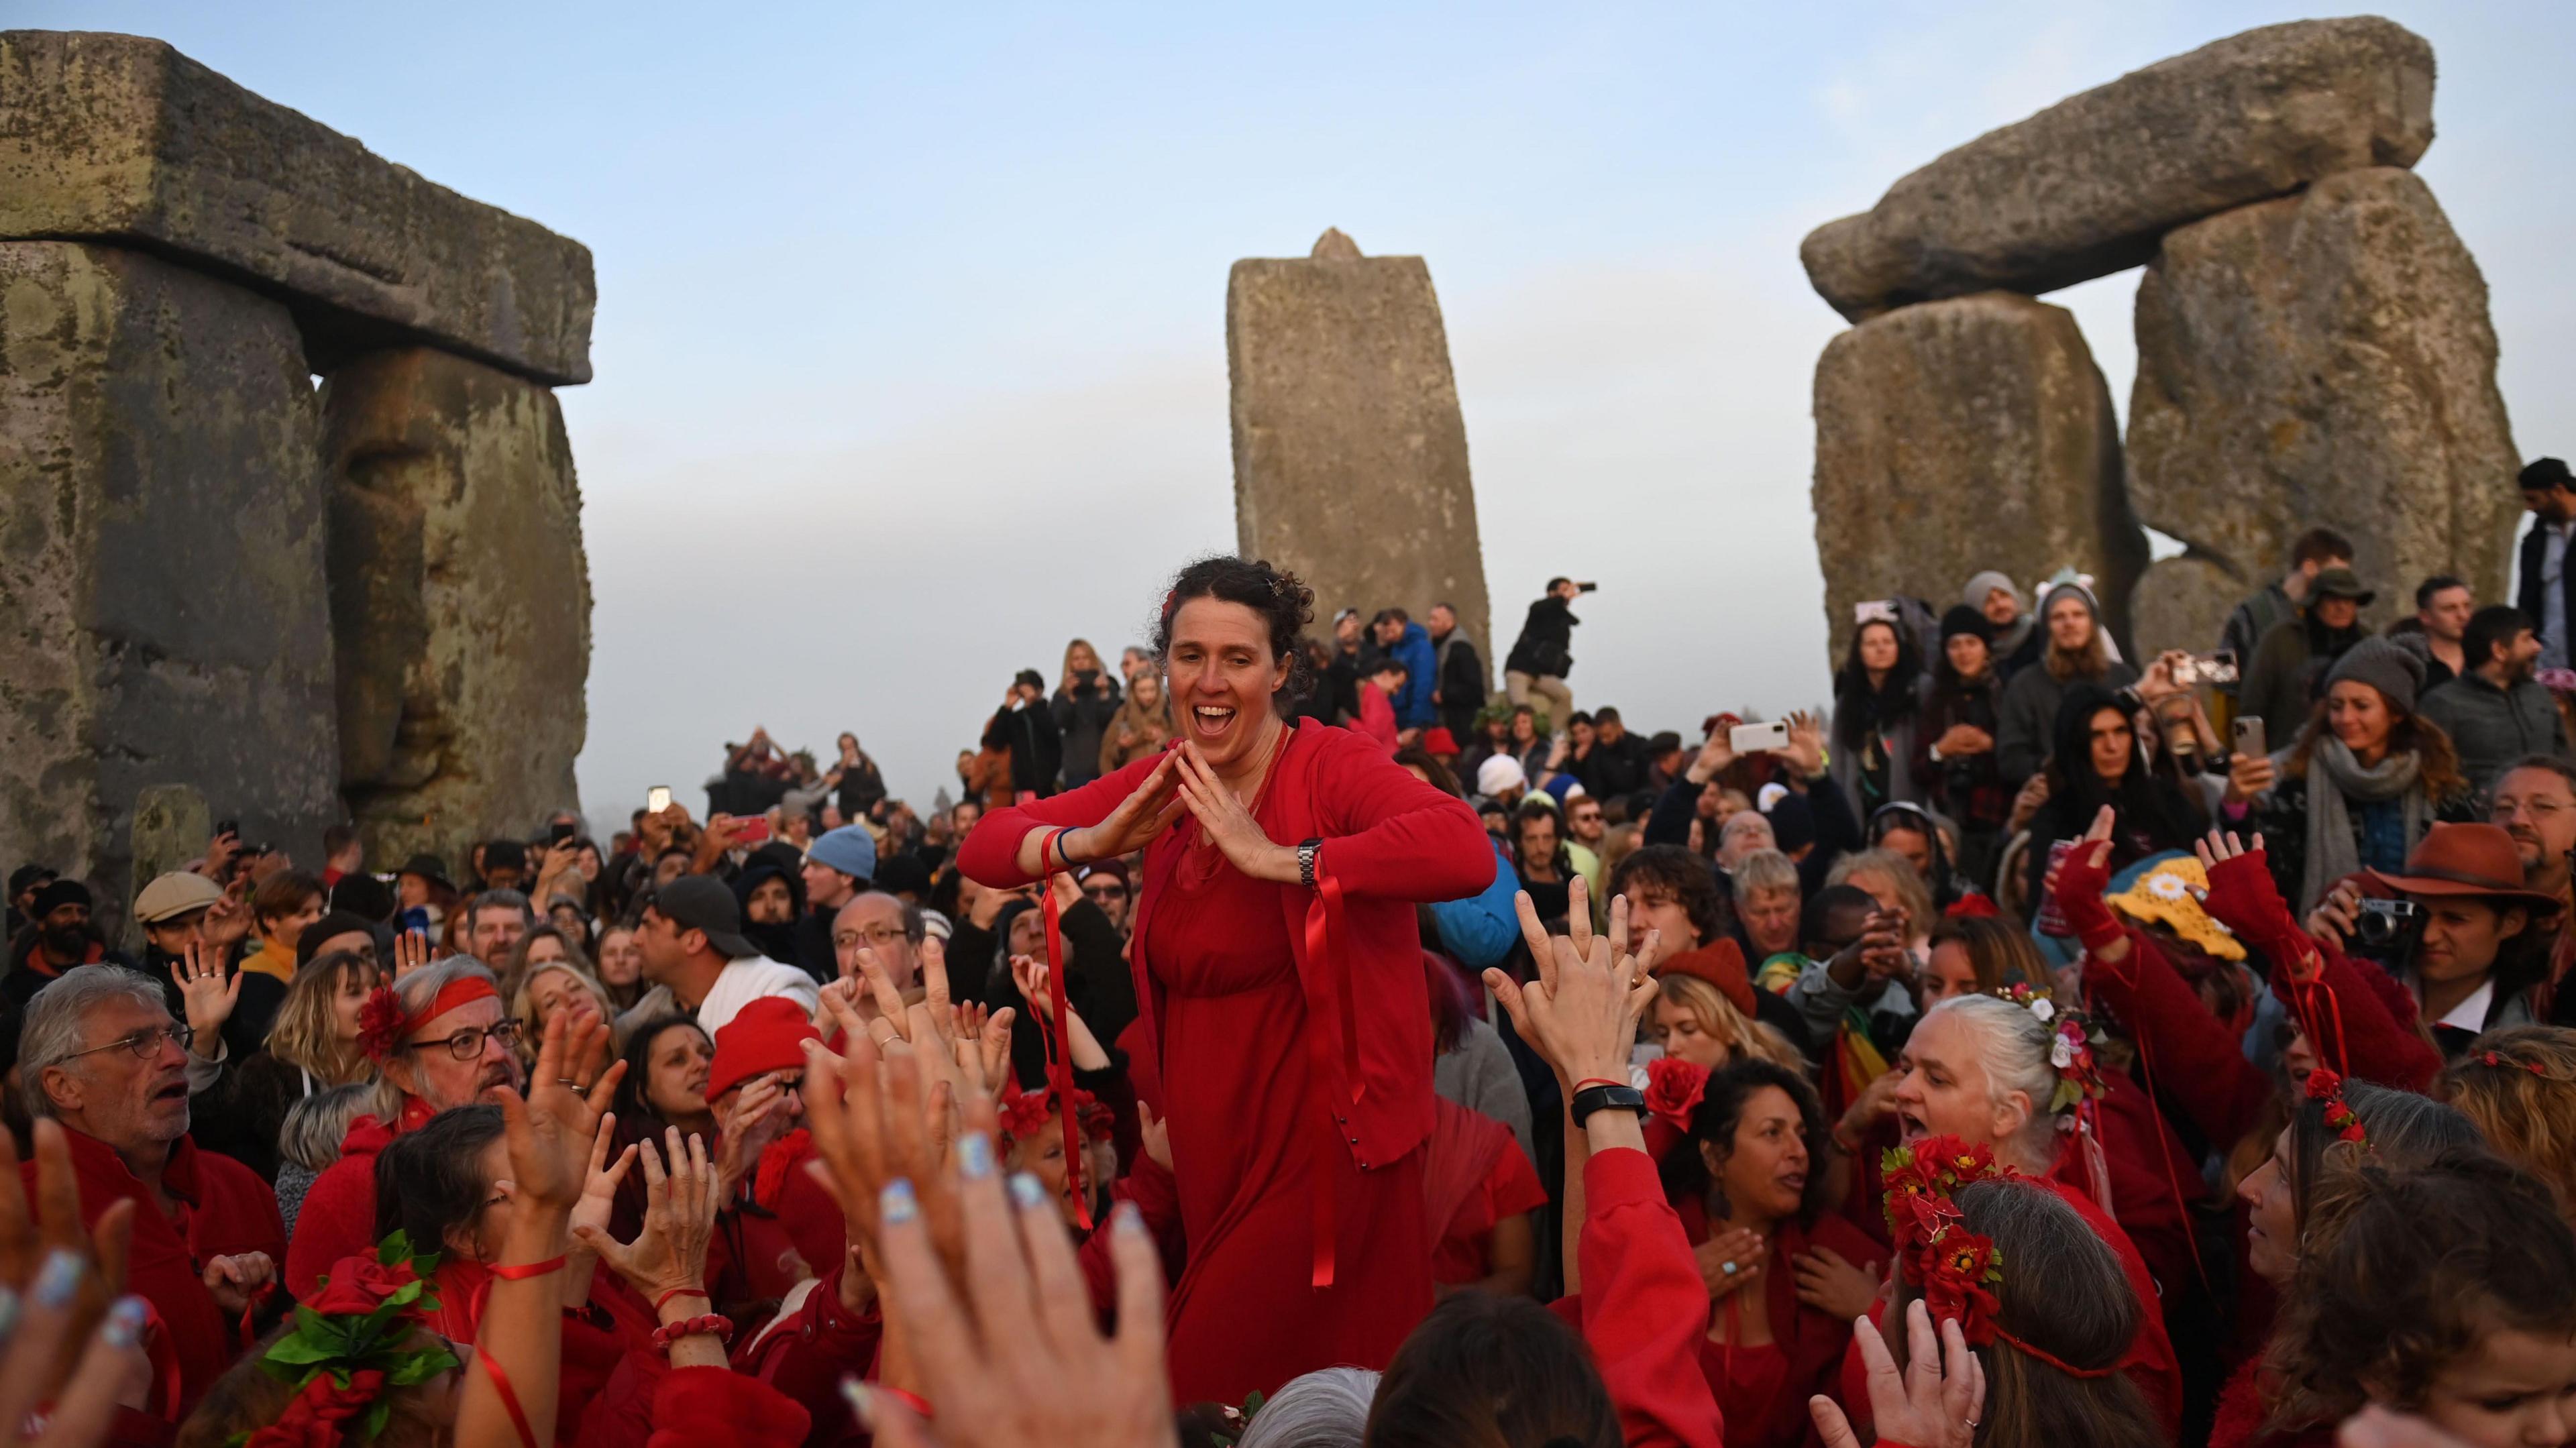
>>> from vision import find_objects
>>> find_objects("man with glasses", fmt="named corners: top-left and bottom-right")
top-left (20, 967), bottom-right (284, 1412)
top-left (830, 891), bottom-right (928, 1009)
top-left (794, 824), bottom-right (878, 985)
top-left (1079, 861), bottom-right (1132, 938)
top-left (2494, 756), bottom-right (2576, 1017)
top-left (283, 956), bottom-right (527, 1298)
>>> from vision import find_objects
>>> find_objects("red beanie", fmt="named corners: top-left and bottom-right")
top-left (706, 997), bottom-right (822, 1102)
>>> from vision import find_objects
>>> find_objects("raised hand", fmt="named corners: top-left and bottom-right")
top-left (1809, 1300), bottom-right (1984, 1448)
top-left (498, 1009), bottom-right (626, 1213)
top-left (392, 927), bottom-right (433, 979)
top-left (170, 938), bottom-right (240, 1058)
top-left (1169, 744), bottom-right (1293, 883)
top-left (1485, 877), bottom-right (1658, 1088)
top-left (802, 1028), bottom-right (971, 1288)
top-left (714, 1075), bottom-right (796, 1199)
top-left (0, 1121), bottom-right (138, 1394)
top-left (570, 1112), bottom-right (640, 1249)
top-left (574, 1129), bottom-right (717, 1303)
top-left (1059, 753), bottom-right (1187, 867)
top-left (1778, 710), bottom-right (1827, 779)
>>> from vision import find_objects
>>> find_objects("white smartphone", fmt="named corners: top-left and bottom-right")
top-left (1730, 720), bottom-right (1791, 754)
top-left (2231, 718), bottom-right (2265, 762)
top-left (646, 785), bottom-right (672, 814)
top-left (1854, 600), bottom-right (1900, 626)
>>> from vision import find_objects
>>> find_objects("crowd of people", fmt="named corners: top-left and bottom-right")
top-left (4, 461), bottom-right (2576, 1448)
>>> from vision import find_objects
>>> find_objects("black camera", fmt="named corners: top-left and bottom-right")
top-left (2349, 897), bottom-right (2424, 963)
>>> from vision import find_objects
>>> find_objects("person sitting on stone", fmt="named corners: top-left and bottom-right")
top-left (19, 966), bottom-right (283, 1416)
top-left (2422, 604), bottom-right (2569, 797)
top-left (1996, 579), bottom-right (2138, 786)
top-left (2239, 563), bottom-right (2375, 742)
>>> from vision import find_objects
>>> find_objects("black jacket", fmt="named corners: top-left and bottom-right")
top-left (2519, 521), bottom-right (2576, 662)
top-left (1051, 679), bottom-right (1123, 789)
top-left (1506, 597), bottom-right (1578, 679)
top-left (985, 701), bottom-right (1063, 796)
top-left (1434, 630), bottom-right (1487, 738)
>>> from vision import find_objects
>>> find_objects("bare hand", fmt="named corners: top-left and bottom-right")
top-left (573, 1129), bottom-right (717, 1300)
top-left (2306, 881), bottom-right (2362, 950)
top-left (1809, 1300), bottom-right (1985, 1448)
top-left (1777, 710), bottom-right (1826, 779)
top-left (1687, 728), bottom-right (1736, 785)
top-left (1170, 744), bottom-right (1291, 882)
top-left (169, 939), bottom-right (241, 1053)
top-left (1066, 753), bottom-right (1187, 865)
top-left (1932, 724), bottom-right (1991, 757)
top-left (199, 1251), bottom-right (274, 1314)
top-left (1484, 878), bottom-right (1659, 1087)
top-left (496, 1009), bottom-right (625, 1212)
top-left (2226, 750), bottom-right (2277, 804)
top-left (2008, 773), bottom-right (2050, 832)
top-left (1839, 1069), bottom-right (1903, 1137)
top-left (199, 888), bottom-right (252, 949)
top-left (570, 1113), bottom-right (640, 1248)
top-left (1138, 1103), bottom-right (1172, 1172)
top-left (1695, 1227), bottom-right (1765, 1300)
top-left (392, 928), bottom-right (433, 979)
top-left (1791, 1244), bottom-right (1882, 1321)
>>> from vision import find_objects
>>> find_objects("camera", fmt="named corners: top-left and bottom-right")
top-left (2351, 897), bottom-right (2424, 960)
top-left (1576, 581), bottom-right (1599, 594)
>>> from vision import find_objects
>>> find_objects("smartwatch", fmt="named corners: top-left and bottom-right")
top-left (1297, 838), bottom-right (1324, 889)
top-left (1570, 1082), bottom-right (1648, 1127)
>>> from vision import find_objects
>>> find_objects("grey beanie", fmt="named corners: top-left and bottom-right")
top-left (2326, 634), bottom-right (2428, 716)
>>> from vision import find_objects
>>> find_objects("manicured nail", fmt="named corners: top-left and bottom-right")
top-left (1008, 1172), bottom-right (1046, 1211)
top-left (0, 1286), bottom-right (18, 1337)
top-left (839, 1376), bottom-right (875, 1428)
top-left (879, 1178), bottom-right (918, 1224)
top-left (957, 1131), bottom-right (994, 1180)
top-left (33, 1250), bottom-right (81, 1308)
top-left (1113, 1200), bottom-right (1145, 1237)
top-left (101, 1295), bottom-right (147, 1349)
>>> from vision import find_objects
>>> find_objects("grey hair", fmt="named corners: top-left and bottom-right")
top-left (1731, 848), bottom-right (1799, 899)
top-left (1924, 993), bottom-right (2064, 1168)
top-left (278, 1081), bottom-right (380, 1174)
top-left (468, 888), bottom-right (534, 925)
top-left (19, 967), bottom-right (176, 1119)
top-left (371, 956), bottom-right (501, 1119)
top-left (1237, 1367), bottom-right (1381, 1448)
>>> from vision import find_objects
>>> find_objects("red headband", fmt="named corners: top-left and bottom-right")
top-left (358, 977), bottom-right (500, 1063)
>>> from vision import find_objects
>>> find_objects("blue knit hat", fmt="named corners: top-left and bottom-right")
top-left (808, 824), bottom-right (878, 883)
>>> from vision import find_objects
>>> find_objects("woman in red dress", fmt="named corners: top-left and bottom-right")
top-left (956, 557), bottom-right (1493, 1404)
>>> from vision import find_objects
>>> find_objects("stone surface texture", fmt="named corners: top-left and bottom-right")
top-left (0, 30), bottom-right (596, 384)
top-left (0, 241), bottom-right (342, 916)
top-left (321, 347), bottom-right (590, 868)
top-left (1799, 17), bottom-right (2433, 321)
top-left (2128, 167), bottom-right (2520, 612)
top-left (1228, 235), bottom-right (1491, 660)
top-left (2128, 553), bottom-right (2246, 661)
top-left (1811, 292), bottom-right (2145, 654)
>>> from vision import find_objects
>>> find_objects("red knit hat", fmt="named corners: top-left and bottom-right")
top-left (1650, 938), bottom-right (1757, 1020)
top-left (706, 997), bottom-right (822, 1102)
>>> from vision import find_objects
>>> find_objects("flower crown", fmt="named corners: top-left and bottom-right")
top-left (1880, 1137), bottom-right (2111, 1378)
top-left (2474, 1051), bottom-right (2549, 1079)
top-left (235, 1233), bottom-right (458, 1448)
top-left (2305, 1068), bottom-right (2367, 1146)
top-left (1992, 985), bottom-right (2105, 1118)
top-left (998, 1084), bottom-right (1111, 1146)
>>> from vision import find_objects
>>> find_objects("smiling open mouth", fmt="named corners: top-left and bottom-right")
top-left (1190, 704), bottom-right (1236, 738)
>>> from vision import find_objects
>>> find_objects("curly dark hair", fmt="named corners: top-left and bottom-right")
top-left (1150, 555), bottom-right (1316, 708)
top-left (1608, 844), bottom-right (1725, 947)
top-left (1656, 1058), bottom-right (1831, 1225)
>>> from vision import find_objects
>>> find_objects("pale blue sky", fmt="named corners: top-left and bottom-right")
top-left (31, 2), bottom-right (2574, 820)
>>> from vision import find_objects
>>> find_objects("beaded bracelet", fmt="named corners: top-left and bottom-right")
top-left (651, 1313), bottom-right (734, 1351)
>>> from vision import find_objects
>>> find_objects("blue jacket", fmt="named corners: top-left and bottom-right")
top-left (1429, 836), bottom-right (1520, 970)
top-left (1390, 622), bottom-right (1438, 730)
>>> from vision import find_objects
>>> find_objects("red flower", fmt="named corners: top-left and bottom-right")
top-left (305, 1256), bottom-right (419, 1317)
top-left (356, 987), bottom-right (412, 1064)
top-left (246, 1369), bottom-right (387, 1448)
top-left (1642, 1056), bottom-right (1708, 1131)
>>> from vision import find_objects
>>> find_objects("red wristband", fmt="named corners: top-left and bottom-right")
top-left (654, 1286), bottom-right (710, 1311)
top-left (650, 1313), bottom-right (733, 1351)
top-left (1572, 1077), bottom-right (1625, 1092)
top-left (876, 1386), bottom-right (933, 1420)
top-left (486, 1255), bottom-right (566, 1280)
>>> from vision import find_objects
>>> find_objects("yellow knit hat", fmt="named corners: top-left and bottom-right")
top-left (2106, 854), bottom-right (2245, 962)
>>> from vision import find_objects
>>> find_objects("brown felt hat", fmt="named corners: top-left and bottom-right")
top-left (2359, 822), bottom-right (2561, 911)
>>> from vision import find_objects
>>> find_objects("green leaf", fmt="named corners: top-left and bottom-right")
top-left (1241, 1390), bottom-right (1265, 1418)
top-left (262, 1336), bottom-right (339, 1366)
top-left (378, 1230), bottom-right (413, 1266)
top-left (362, 1398), bottom-right (392, 1441)
top-left (388, 1348), bottom-right (461, 1387)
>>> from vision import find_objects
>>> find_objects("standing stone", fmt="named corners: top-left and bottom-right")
top-left (1812, 292), bottom-right (2144, 654)
top-left (1228, 231), bottom-right (1491, 660)
top-left (2128, 553), bottom-right (2245, 661)
top-left (0, 30), bottom-right (596, 385)
top-left (320, 348), bottom-right (588, 869)
top-left (1800, 17), bottom-right (2433, 322)
top-left (2128, 167), bottom-right (2520, 613)
top-left (0, 241), bottom-right (340, 915)
top-left (125, 783), bottom-right (209, 942)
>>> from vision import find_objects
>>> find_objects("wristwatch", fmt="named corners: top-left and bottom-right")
top-left (1297, 838), bottom-right (1324, 889)
top-left (1570, 1081), bottom-right (1648, 1127)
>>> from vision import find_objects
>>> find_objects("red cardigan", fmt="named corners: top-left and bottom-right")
top-left (2198, 851), bottom-right (2443, 1092)
top-left (1576, 1148), bottom-right (1729, 1448)
top-left (40, 1127), bottom-right (284, 1418)
top-left (959, 722), bottom-right (1494, 1178)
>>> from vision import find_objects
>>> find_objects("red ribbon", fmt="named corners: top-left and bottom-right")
top-left (1040, 832), bottom-right (1091, 1231)
top-left (476, 1343), bottom-right (539, 1448)
top-left (1299, 863), bottom-right (1358, 1289)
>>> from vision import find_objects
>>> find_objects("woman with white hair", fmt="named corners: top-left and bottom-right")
top-left (1874, 991), bottom-right (2183, 1437)
top-left (1235, 1366), bottom-right (1381, 1448)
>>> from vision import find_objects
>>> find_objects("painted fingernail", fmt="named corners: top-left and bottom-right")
top-left (34, 1250), bottom-right (83, 1308)
top-left (839, 1376), bottom-right (875, 1428)
top-left (957, 1131), bottom-right (996, 1179)
top-left (101, 1295), bottom-right (148, 1349)
top-left (1113, 1200), bottom-right (1146, 1237)
top-left (879, 1178), bottom-right (918, 1224)
top-left (1008, 1172), bottom-right (1046, 1211)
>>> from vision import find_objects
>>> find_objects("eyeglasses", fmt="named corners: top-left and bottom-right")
top-left (1082, 885), bottom-right (1126, 902)
top-left (406, 1019), bottom-right (523, 1060)
top-left (833, 926), bottom-right (912, 950)
top-left (62, 1024), bottom-right (193, 1062)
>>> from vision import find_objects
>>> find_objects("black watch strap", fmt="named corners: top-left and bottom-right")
top-left (1570, 1082), bottom-right (1647, 1127)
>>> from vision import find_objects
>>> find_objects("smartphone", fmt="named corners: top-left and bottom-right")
top-left (733, 817), bottom-right (773, 844)
top-left (645, 785), bottom-right (672, 814)
top-left (1854, 599), bottom-right (1900, 626)
top-left (1730, 720), bottom-right (1791, 754)
top-left (2233, 716), bottom-right (2267, 762)
top-left (2034, 840), bottom-right (2079, 936)
top-left (549, 820), bottom-right (576, 846)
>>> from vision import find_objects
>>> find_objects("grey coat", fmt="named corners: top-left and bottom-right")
top-left (2420, 673), bottom-right (2570, 795)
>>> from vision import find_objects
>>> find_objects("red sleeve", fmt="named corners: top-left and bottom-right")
top-left (1307, 728), bottom-right (1497, 903)
top-left (736, 1266), bottom-right (883, 1448)
top-left (957, 757), bottom-right (1161, 887)
top-left (1576, 1147), bottom-right (1725, 1448)
top-left (2274, 943), bottom-right (2444, 1093)
top-left (1487, 1138), bottom-right (1550, 1219)
top-left (645, 1366), bottom-right (811, 1448)
top-left (1080, 1155), bottom-right (1187, 1322)
top-left (283, 1156), bottom-right (373, 1300)
top-left (2083, 924), bottom-right (2271, 1148)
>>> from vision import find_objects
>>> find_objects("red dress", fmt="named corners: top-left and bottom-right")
top-left (960, 722), bottom-right (1495, 1404)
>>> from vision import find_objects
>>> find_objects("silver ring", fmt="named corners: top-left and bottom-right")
top-left (1721, 1260), bottom-right (1738, 1276)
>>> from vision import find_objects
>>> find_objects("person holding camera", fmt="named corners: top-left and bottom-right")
top-left (2302, 822), bottom-right (2557, 1058)
top-left (1052, 638), bottom-right (1125, 790)
top-left (1505, 577), bottom-right (1589, 734)
top-left (985, 667), bottom-right (1065, 800)
top-left (2224, 635), bottom-right (2480, 913)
